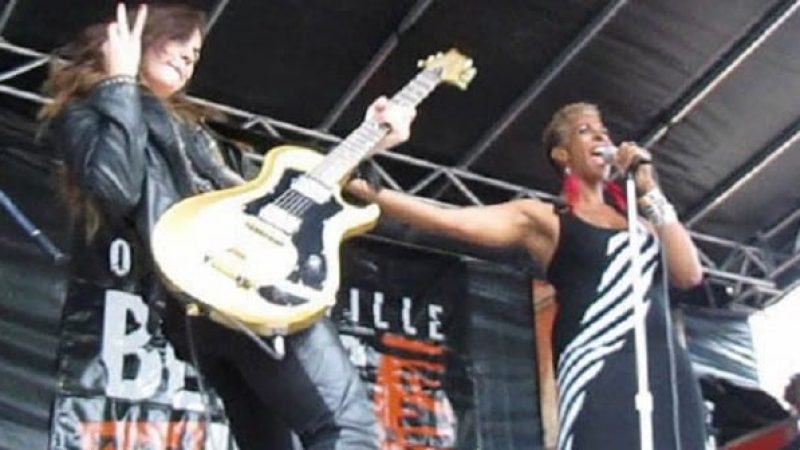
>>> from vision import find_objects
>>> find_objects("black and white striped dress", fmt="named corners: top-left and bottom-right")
top-left (546, 211), bottom-right (706, 450)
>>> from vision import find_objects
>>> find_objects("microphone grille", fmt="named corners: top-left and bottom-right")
top-left (595, 144), bottom-right (618, 158)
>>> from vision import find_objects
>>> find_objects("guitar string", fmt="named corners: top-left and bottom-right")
top-left (258, 70), bottom-right (439, 224)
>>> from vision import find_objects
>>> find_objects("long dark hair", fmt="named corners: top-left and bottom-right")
top-left (40, 4), bottom-right (207, 238)
top-left (40, 3), bottom-right (207, 120)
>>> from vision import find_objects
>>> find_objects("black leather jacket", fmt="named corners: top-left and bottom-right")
top-left (54, 78), bottom-right (241, 252)
top-left (52, 77), bottom-right (248, 321)
top-left (52, 80), bottom-right (381, 447)
top-left (53, 77), bottom-right (250, 354)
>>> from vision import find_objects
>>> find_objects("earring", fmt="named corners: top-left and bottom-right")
top-left (563, 167), bottom-right (580, 207)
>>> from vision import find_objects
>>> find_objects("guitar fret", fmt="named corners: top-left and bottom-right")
top-left (409, 80), bottom-right (433, 97)
top-left (402, 86), bottom-right (423, 100)
top-left (306, 62), bottom-right (458, 186)
top-left (395, 92), bottom-right (419, 107)
top-left (310, 121), bottom-right (386, 183)
top-left (393, 77), bottom-right (436, 107)
top-left (349, 131), bottom-right (372, 149)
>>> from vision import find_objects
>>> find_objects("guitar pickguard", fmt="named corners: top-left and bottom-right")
top-left (244, 169), bottom-right (341, 297)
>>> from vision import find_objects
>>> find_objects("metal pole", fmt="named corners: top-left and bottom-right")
top-left (640, 0), bottom-right (800, 147)
top-left (625, 173), bottom-right (654, 450)
top-left (686, 119), bottom-right (800, 226)
top-left (0, 0), bottom-right (20, 37)
top-left (456, 0), bottom-right (629, 170)
top-left (317, 0), bottom-right (434, 132)
top-left (760, 207), bottom-right (800, 241)
top-left (0, 55), bottom-right (49, 82)
top-left (203, 0), bottom-right (231, 36)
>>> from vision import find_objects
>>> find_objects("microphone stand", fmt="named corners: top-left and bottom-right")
top-left (624, 170), bottom-right (654, 450)
top-left (0, 188), bottom-right (68, 264)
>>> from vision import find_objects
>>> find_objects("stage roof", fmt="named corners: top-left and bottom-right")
top-left (1, 0), bottom-right (799, 308)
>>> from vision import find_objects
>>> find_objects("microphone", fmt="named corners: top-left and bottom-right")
top-left (594, 144), bottom-right (618, 164)
top-left (593, 144), bottom-right (651, 172)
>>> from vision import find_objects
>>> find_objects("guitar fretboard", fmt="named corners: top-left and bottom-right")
top-left (307, 68), bottom-right (442, 187)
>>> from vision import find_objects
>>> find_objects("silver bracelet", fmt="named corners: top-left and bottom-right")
top-left (638, 188), bottom-right (678, 228)
top-left (97, 74), bottom-right (137, 88)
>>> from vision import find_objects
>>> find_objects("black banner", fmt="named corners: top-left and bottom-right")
top-left (49, 237), bottom-right (541, 449)
top-left (50, 280), bottom-right (233, 449)
top-left (334, 240), bottom-right (543, 449)
top-left (334, 241), bottom-right (471, 449)
top-left (681, 305), bottom-right (758, 385)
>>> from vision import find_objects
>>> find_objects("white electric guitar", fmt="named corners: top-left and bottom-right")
top-left (152, 49), bottom-right (476, 336)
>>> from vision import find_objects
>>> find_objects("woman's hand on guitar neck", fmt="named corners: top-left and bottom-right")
top-left (367, 96), bottom-right (417, 153)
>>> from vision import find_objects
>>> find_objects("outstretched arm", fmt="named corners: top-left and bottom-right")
top-left (348, 179), bottom-right (557, 257)
top-left (354, 96), bottom-right (557, 263)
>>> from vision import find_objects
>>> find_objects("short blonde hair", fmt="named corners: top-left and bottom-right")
top-left (541, 102), bottom-right (600, 173)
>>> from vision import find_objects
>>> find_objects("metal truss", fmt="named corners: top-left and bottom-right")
top-left (0, 37), bottom-right (797, 309)
top-left (630, 0), bottom-right (800, 309)
top-left (636, 0), bottom-right (800, 228)
top-left (639, 0), bottom-right (800, 148)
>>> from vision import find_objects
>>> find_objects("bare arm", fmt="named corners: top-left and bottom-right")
top-left (618, 142), bottom-right (704, 289)
top-left (347, 179), bottom-right (558, 263)
top-left (656, 221), bottom-right (703, 289)
top-left (353, 98), bottom-right (560, 262)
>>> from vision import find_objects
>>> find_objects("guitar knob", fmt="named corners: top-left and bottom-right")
top-left (306, 254), bottom-right (322, 271)
top-left (301, 254), bottom-right (325, 286)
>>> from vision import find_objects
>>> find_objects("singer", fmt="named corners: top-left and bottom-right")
top-left (348, 102), bottom-right (707, 449)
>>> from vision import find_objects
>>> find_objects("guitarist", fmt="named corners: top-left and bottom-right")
top-left (40, 3), bottom-right (416, 449)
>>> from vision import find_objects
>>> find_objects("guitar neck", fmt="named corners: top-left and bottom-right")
top-left (308, 68), bottom-right (442, 186)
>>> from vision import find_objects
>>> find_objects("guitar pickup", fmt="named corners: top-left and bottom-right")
top-left (257, 204), bottom-right (301, 234)
top-left (245, 217), bottom-right (289, 246)
top-left (291, 175), bottom-right (331, 204)
top-left (205, 248), bottom-right (253, 289)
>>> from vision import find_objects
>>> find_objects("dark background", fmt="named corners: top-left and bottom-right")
top-left (2, 0), bottom-right (800, 447)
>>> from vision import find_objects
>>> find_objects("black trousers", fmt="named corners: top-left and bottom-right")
top-left (165, 302), bottom-right (378, 450)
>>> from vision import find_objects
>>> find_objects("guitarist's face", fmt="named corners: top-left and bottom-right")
top-left (141, 28), bottom-right (203, 99)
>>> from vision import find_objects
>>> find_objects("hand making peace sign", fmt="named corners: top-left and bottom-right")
top-left (102, 3), bottom-right (148, 77)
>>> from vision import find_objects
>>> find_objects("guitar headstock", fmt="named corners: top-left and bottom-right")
top-left (418, 49), bottom-right (477, 90)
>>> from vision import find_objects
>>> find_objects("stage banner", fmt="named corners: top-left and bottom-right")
top-left (681, 305), bottom-right (758, 386)
top-left (49, 279), bottom-right (234, 450)
top-left (333, 241), bottom-right (469, 449)
top-left (334, 239), bottom-right (542, 450)
top-left (49, 235), bottom-right (539, 449)
top-left (459, 259), bottom-right (542, 449)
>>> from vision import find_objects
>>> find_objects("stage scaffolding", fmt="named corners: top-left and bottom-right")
top-left (0, 37), bottom-right (798, 310)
